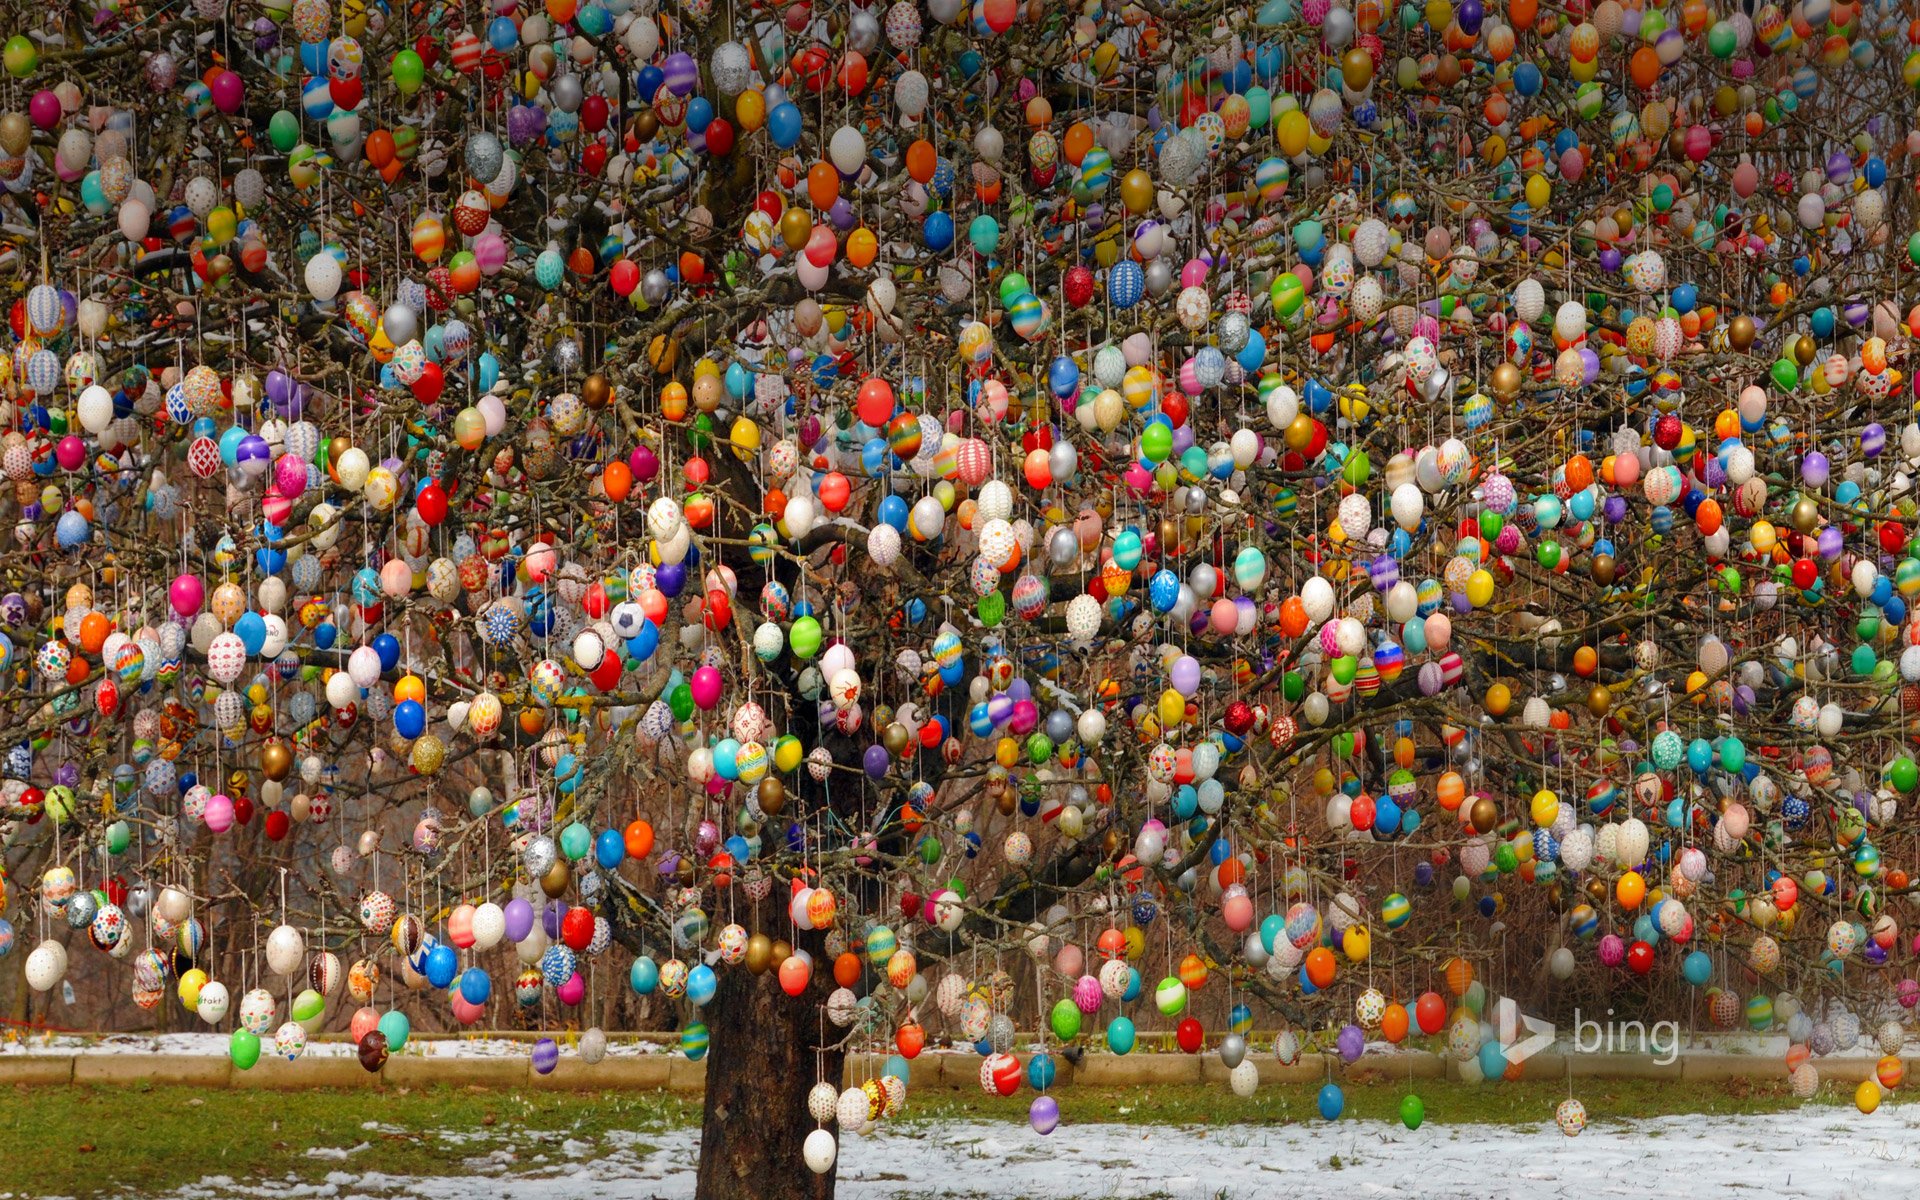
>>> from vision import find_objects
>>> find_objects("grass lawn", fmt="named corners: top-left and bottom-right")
top-left (0, 1074), bottom-right (1818, 1198)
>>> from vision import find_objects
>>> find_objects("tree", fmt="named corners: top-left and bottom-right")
top-left (6, 2), bottom-right (1920, 1196)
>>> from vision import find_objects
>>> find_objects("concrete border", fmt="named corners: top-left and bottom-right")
top-left (0, 1048), bottom-right (1848, 1091)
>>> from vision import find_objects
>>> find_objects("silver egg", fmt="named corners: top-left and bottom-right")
top-left (67, 891), bottom-right (100, 929)
top-left (1048, 525), bottom-right (1079, 565)
top-left (465, 132), bottom-right (504, 184)
top-left (1219, 1032), bottom-right (1248, 1069)
top-left (522, 835), bottom-right (557, 877)
top-left (1145, 258), bottom-right (1175, 297)
top-left (1217, 312), bottom-right (1250, 355)
top-left (641, 269), bottom-right (670, 304)
top-left (552, 338), bottom-right (583, 376)
top-left (382, 304), bottom-right (419, 346)
top-left (551, 73), bottom-right (584, 114)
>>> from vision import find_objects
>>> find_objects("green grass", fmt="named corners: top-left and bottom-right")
top-left (910, 1074), bottom-right (1811, 1127)
top-left (0, 1085), bottom-right (696, 1199)
top-left (0, 1075), bottom-right (1827, 1198)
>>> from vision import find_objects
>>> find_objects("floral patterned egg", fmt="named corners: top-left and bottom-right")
top-left (238, 987), bottom-right (277, 1034)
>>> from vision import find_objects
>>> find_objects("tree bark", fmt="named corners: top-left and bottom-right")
top-left (695, 904), bottom-right (845, 1200)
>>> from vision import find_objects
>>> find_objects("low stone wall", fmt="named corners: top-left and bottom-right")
top-left (0, 1046), bottom-right (1835, 1091)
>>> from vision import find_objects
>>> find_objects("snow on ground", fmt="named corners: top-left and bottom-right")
top-left (119, 1110), bottom-right (1920, 1200)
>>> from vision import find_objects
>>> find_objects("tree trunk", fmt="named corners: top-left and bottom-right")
top-left (695, 904), bottom-right (845, 1200)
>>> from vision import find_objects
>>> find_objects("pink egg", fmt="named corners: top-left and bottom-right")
top-left (275, 453), bottom-right (308, 497)
top-left (690, 664), bottom-right (723, 709)
top-left (1053, 943), bottom-right (1084, 978)
top-left (209, 70), bottom-right (245, 114)
top-left (28, 90), bottom-right (61, 130)
top-left (557, 972), bottom-right (586, 1006)
top-left (1209, 597), bottom-right (1237, 634)
top-left (170, 574), bottom-right (204, 617)
top-left (204, 793), bottom-right (235, 833)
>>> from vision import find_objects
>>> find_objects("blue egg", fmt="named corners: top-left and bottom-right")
top-left (595, 829), bottom-right (625, 870)
top-left (686, 964), bottom-right (717, 1006)
top-left (425, 942), bottom-right (458, 989)
top-left (459, 967), bottom-right (491, 1004)
top-left (1026, 1052), bottom-right (1056, 1090)
top-left (1318, 1083), bottom-right (1345, 1118)
top-left (630, 956), bottom-right (660, 994)
top-left (768, 102), bottom-right (803, 148)
top-left (1476, 1040), bottom-right (1507, 1080)
top-left (393, 700), bottom-right (426, 739)
top-left (922, 211), bottom-right (955, 251)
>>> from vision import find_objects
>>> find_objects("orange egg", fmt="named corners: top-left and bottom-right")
top-left (806, 161), bottom-right (839, 210)
top-left (833, 952), bottom-right (862, 988)
top-left (394, 674), bottom-right (426, 705)
top-left (1443, 956), bottom-right (1474, 995)
top-left (1061, 121), bottom-right (1094, 165)
top-left (1381, 1004), bottom-right (1410, 1043)
top-left (1617, 870), bottom-right (1647, 910)
top-left (602, 461), bottom-right (632, 503)
top-left (846, 226), bottom-right (877, 268)
top-left (1305, 946), bottom-right (1337, 988)
top-left (904, 139), bottom-right (936, 183)
top-left (77, 611), bottom-right (110, 655)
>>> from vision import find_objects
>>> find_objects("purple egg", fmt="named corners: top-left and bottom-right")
top-left (507, 103), bottom-right (547, 146)
top-left (1030, 1095), bottom-right (1060, 1134)
top-left (1802, 451), bottom-right (1829, 486)
top-left (532, 1036), bottom-right (560, 1074)
top-left (1337, 1023), bottom-right (1365, 1062)
top-left (1817, 526), bottom-right (1845, 560)
top-left (829, 198), bottom-right (856, 231)
top-left (1862, 423), bottom-right (1886, 456)
top-left (503, 897), bottom-right (534, 942)
top-left (265, 369), bottom-right (292, 407)
top-left (656, 561), bottom-right (686, 596)
top-left (863, 744), bottom-right (891, 777)
top-left (1413, 861), bottom-right (1434, 887)
top-left (543, 903), bottom-right (565, 940)
top-left (662, 51), bottom-right (698, 96)
top-left (1597, 247), bottom-right (1622, 273)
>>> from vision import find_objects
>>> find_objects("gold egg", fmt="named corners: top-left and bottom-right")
top-left (1592, 554), bottom-right (1615, 585)
top-left (540, 859), bottom-right (571, 898)
top-left (582, 372), bottom-right (611, 409)
top-left (259, 740), bottom-right (292, 781)
top-left (1728, 315), bottom-right (1756, 352)
top-left (745, 933), bottom-right (773, 974)
top-left (1790, 496), bottom-right (1821, 535)
top-left (757, 777), bottom-right (786, 816)
top-left (1794, 335), bottom-right (1817, 366)
top-left (770, 939), bottom-right (793, 966)
top-left (1468, 795), bottom-right (1499, 834)
top-left (0, 113), bottom-right (28, 157)
top-left (1491, 361), bottom-right (1523, 400)
top-left (1586, 684), bottom-right (1612, 717)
